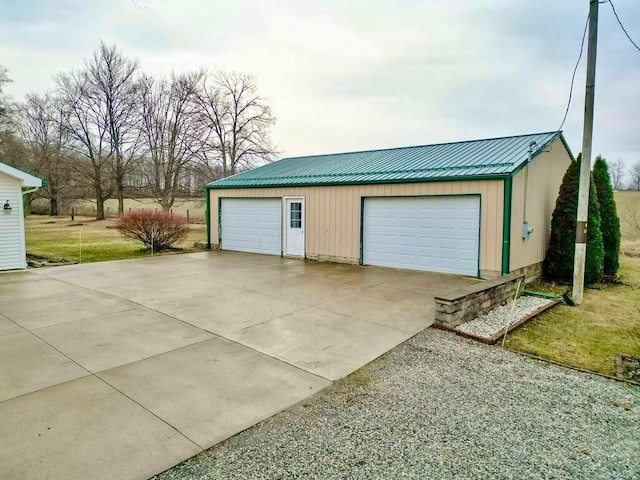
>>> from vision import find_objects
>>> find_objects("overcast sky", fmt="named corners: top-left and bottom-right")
top-left (1, 0), bottom-right (639, 173)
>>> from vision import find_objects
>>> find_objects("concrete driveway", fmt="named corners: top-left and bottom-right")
top-left (0, 251), bottom-right (478, 480)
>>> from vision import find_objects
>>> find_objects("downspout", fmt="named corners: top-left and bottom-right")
top-left (205, 187), bottom-right (211, 249)
top-left (217, 197), bottom-right (222, 248)
top-left (501, 176), bottom-right (512, 275)
top-left (359, 197), bottom-right (364, 265)
top-left (21, 187), bottom-right (40, 217)
top-left (522, 141), bottom-right (537, 239)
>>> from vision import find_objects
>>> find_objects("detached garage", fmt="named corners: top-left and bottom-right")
top-left (0, 161), bottom-right (42, 271)
top-left (206, 132), bottom-right (573, 279)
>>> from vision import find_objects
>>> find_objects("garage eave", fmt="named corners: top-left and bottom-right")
top-left (509, 132), bottom-right (572, 177)
top-left (206, 174), bottom-right (511, 190)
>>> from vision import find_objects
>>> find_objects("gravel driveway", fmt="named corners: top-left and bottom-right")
top-left (155, 330), bottom-right (640, 480)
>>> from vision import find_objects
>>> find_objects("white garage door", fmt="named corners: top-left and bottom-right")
top-left (363, 196), bottom-right (480, 276)
top-left (221, 198), bottom-right (282, 255)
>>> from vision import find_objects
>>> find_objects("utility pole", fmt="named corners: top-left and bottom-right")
top-left (572, 0), bottom-right (599, 304)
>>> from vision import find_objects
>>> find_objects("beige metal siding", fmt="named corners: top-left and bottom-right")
top-left (210, 180), bottom-right (505, 275)
top-left (0, 173), bottom-right (26, 270)
top-left (509, 137), bottom-right (572, 271)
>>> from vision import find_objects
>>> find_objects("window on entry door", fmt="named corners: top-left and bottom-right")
top-left (290, 202), bottom-right (302, 228)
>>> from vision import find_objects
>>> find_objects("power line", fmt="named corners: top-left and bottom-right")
top-left (607, 0), bottom-right (640, 53)
top-left (557, 13), bottom-right (590, 132)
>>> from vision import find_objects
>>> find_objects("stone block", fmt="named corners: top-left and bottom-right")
top-left (434, 274), bottom-right (524, 327)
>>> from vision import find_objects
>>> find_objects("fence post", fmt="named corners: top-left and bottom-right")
top-left (186, 210), bottom-right (190, 224)
top-left (71, 208), bottom-right (74, 221)
top-left (106, 207), bottom-right (110, 218)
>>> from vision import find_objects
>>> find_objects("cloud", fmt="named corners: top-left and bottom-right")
top-left (1, 0), bottom-right (638, 165)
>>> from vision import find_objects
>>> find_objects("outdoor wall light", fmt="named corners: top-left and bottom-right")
top-left (3, 200), bottom-right (11, 213)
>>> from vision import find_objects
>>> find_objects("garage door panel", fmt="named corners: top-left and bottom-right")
top-left (460, 240), bottom-right (476, 248)
top-left (459, 218), bottom-right (478, 228)
top-left (221, 198), bottom-right (281, 255)
top-left (364, 196), bottom-right (480, 276)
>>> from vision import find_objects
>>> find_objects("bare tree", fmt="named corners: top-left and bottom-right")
top-left (626, 202), bottom-right (640, 236)
top-left (88, 42), bottom-right (141, 214)
top-left (195, 70), bottom-right (276, 177)
top-left (0, 65), bottom-right (9, 89)
top-left (18, 93), bottom-right (73, 215)
top-left (56, 68), bottom-right (113, 220)
top-left (608, 159), bottom-right (625, 191)
top-left (629, 161), bottom-right (640, 191)
top-left (55, 43), bottom-right (141, 219)
top-left (137, 72), bottom-right (203, 211)
top-left (0, 64), bottom-right (16, 156)
top-left (0, 65), bottom-right (10, 126)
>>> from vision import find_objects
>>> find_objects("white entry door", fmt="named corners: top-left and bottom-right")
top-left (285, 197), bottom-right (305, 257)
top-left (363, 195), bottom-right (480, 276)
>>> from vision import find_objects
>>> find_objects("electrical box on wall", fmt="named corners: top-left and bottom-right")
top-left (522, 222), bottom-right (533, 239)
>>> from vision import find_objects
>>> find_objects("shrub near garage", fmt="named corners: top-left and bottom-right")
top-left (592, 156), bottom-right (621, 276)
top-left (544, 154), bottom-right (604, 284)
top-left (115, 210), bottom-right (189, 251)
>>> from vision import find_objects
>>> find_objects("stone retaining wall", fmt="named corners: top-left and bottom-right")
top-left (435, 274), bottom-right (525, 327)
top-left (508, 261), bottom-right (543, 283)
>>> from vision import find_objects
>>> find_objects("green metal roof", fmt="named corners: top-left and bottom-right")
top-left (207, 131), bottom-right (570, 189)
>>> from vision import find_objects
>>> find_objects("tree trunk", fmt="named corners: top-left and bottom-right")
top-left (160, 198), bottom-right (172, 211)
top-left (95, 187), bottom-right (105, 220)
top-left (49, 180), bottom-right (58, 216)
top-left (50, 196), bottom-right (58, 216)
top-left (117, 183), bottom-right (124, 215)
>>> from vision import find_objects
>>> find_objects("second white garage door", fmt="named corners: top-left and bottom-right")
top-left (220, 198), bottom-right (282, 255)
top-left (363, 196), bottom-right (480, 276)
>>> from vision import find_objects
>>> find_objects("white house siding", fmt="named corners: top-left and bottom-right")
top-left (0, 173), bottom-right (26, 270)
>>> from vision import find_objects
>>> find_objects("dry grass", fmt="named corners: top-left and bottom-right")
top-left (65, 198), bottom-right (207, 222)
top-left (504, 191), bottom-right (640, 376)
top-left (504, 256), bottom-right (640, 375)
top-left (25, 215), bottom-right (206, 264)
top-left (615, 191), bottom-right (640, 256)
top-left (622, 240), bottom-right (640, 258)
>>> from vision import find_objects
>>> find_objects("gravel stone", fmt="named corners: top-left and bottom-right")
top-left (155, 330), bottom-right (640, 480)
top-left (456, 296), bottom-right (554, 338)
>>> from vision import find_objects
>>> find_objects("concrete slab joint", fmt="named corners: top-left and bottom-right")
top-left (0, 251), bottom-right (481, 480)
top-left (434, 274), bottom-right (524, 327)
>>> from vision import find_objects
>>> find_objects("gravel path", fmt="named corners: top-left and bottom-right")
top-left (155, 330), bottom-right (640, 480)
top-left (457, 296), bottom-right (554, 338)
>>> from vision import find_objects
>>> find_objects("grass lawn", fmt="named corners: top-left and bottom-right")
top-left (504, 192), bottom-right (640, 376)
top-left (504, 256), bottom-right (640, 376)
top-left (67, 198), bottom-right (206, 222)
top-left (25, 215), bottom-right (207, 264)
top-left (614, 190), bottom-right (640, 256)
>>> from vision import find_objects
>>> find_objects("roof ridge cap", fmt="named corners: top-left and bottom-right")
top-left (216, 161), bottom-right (517, 183)
top-left (280, 131), bottom-right (560, 161)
